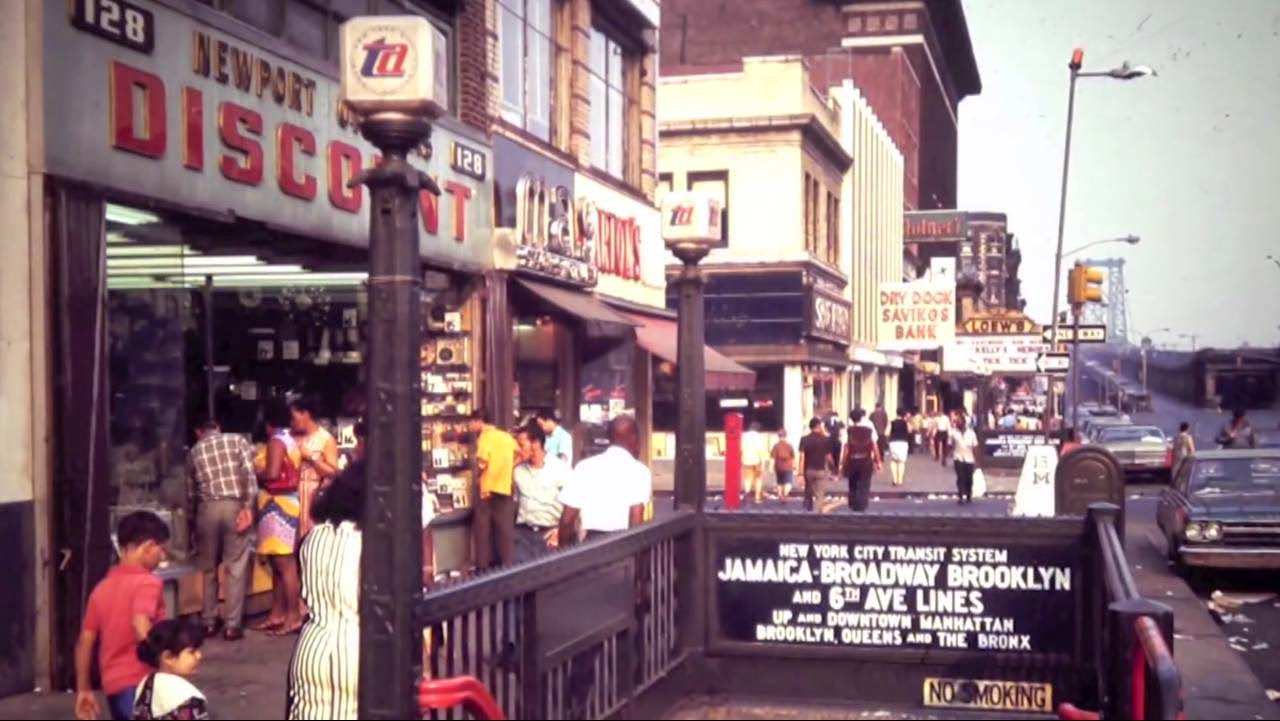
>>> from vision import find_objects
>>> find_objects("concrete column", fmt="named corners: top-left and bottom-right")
top-left (0, 0), bottom-right (50, 694)
top-left (784, 364), bottom-right (804, 440)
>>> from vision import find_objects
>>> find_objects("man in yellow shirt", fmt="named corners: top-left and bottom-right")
top-left (470, 411), bottom-right (519, 569)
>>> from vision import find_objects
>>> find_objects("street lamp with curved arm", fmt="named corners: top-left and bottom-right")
top-left (1063, 234), bottom-right (1140, 258)
top-left (1048, 49), bottom-right (1156, 430)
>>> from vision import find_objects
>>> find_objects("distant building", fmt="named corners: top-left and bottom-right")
top-left (660, 0), bottom-right (981, 211)
top-left (659, 56), bottom-right (904, 439)
top-left (904, 210), bottom-right (1025, 314)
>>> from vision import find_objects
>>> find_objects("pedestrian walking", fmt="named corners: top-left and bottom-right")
top-left (470, 410), bottom-right (520, 568)
top-left (922, 411), bottom-right (937, 458)
top-left (798, 418), bottom-right (833, 512)
top-left (537, 411), bottom-right (575, 467)
top-left (1216, 409), bottom-right (1257, 449)
top-left (741, 422), bottom-right (770, 504)
top-left (289, 397), bottom-right (339, 542)
top-left (934, 409), bottom-right (952, 466)
top-left (887, 408), bottom-right (911, 487)
top-left (74, 511), bottom-right (170, 721)
top-left (1172, 421), bottom-right (1195, 476)
top-left (770, 430), bottom-right (796, 502)
top-left (253, 401), bottom-right (305, 637)
top-left (133, 619), bottom-right (209, 720)
top-left (842, 410), bottom-right (881, 512)
top-left (288, 460), bottom-right (365, 720)
top-left (949, 410), bottom-right (979, 504)
top-left (870, 403), bottom-right (890, 461)
top-left (556, 415), bottom-right (652, 547)
top-left (513, 423), bottom-right (570, 562)
top-left (186, 419), bottom-right (257, 642)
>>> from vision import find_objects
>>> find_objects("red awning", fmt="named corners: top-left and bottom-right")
top-left (617, 311), bottom-right (757, 392)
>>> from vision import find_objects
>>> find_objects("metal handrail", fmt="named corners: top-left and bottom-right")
top-left (416, 510), bottom-right (698, 623)
top-left (1095, 514), bottom-right (1139, 602)
top-left (1132, 616), bottom-right (1183, 720)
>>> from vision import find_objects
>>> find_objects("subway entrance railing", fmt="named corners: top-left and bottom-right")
top-left (414, 504), bottom-right (1181, 720)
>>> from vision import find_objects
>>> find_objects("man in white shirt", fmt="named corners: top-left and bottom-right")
top-left (933, 409), bottom-right (952, 466)
top-left (557, 415), bottom-right (651, 547)
top-left (740, 422), bottom-right (770, 504)
top-left (512, 424), bottom-right (572, 561)
top-left (537, 412), bottom-right (574, 467)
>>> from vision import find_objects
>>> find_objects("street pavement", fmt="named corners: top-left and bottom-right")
top-left (1106, 381), bottom-right (1280, 719)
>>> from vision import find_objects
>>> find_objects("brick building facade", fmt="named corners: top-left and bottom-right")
top-left (659, 0), bottom-right (980, 211)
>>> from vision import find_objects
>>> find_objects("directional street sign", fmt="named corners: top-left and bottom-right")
top-left (1042, 325), bottom-right (1107, 344)
top-left (1036, 352), bottom-right (1071, 374)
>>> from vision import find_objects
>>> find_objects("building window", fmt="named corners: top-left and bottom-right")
top-left (826, 191), bottom-right (839, 266)
top-left (657, 173), bottom-right (673, 206)
top-left (499, 0), bottom-right (553, 141)
top-left (687, 170), bottom-right (729, 245)
top-left (588, 25), bottom-right (635, 180)
top-left (804, 173), bottom-right (815, 255)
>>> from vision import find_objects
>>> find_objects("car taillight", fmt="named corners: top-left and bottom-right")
top-left (1164, 447), bottom-right (1173, 468)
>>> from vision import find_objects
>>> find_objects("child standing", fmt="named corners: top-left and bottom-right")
top-left (133, 620), bottom-right (209, 720)
top-left (75, 512), bottom-right (171, 721)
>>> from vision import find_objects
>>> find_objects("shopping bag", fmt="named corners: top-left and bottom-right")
top-left (972, 467), bottom-right (987, 500)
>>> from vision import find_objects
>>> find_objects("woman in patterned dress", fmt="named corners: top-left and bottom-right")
top-left (253, 401), bottom-right (305, 635)
top-left (287, 460), bottom-right (364, 720)
top-left (289, 397), bottom-right (339, 543)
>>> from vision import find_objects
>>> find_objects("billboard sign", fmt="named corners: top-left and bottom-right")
top-left (878, 281), bottom-right (955, 351)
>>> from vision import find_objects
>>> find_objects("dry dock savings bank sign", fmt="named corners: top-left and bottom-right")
top-left (715, 538), bottom-right (1075, 656)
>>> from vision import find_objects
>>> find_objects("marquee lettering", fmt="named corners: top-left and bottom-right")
top-left (110, 61), bottom-right (166, 158)
top-left (104, 60), bottom-right (475, 235)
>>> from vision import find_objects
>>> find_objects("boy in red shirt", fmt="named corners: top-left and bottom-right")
top-left (75, 511), bottom-right (171, 720)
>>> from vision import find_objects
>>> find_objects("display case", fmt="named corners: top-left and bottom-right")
top-left (420, 292), bottom-right (479, 516)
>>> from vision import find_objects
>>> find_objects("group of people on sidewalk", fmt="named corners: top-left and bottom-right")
top-left (74, 405), bottom-right (656, 720)
top-left (737, 405), bottom-right (983, 511)
top-left (469, 412), bottom-right (654, 570)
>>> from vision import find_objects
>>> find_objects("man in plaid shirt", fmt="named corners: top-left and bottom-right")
top-left (187, 419), bottom-right (258, 641)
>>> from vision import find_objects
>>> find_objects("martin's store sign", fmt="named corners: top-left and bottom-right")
top-left (43, 0), bottom-right (493, 270)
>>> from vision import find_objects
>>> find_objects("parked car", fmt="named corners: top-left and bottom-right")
top-left (1080, 415), bottom-right (1133, 441)
top-left (1256, 428), bottom-right (1280, 449)
top-left (1157, 449), bottom-right (1280, 572)
top-left (1087, 425), bottom-right (1171, 480)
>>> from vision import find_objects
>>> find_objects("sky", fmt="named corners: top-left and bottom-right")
top-left (956, 0), bottom-right (1280, 350)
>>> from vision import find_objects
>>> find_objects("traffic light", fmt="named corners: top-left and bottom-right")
top-left (1067, 263), bottom-right (1105, 306)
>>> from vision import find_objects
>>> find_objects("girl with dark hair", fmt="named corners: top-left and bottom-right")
top-left (133, 620), bottom-right (208, 720)
top-left (253, 400), bottom-right (305, 636)
top-left (289, 396), bottom-right (339, 541)
top-left (288, 460), bottom-right (365, 720)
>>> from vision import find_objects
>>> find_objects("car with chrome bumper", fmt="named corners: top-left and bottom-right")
top-left (1157, 449), bottom-right (1280, 571)
top-left (1087, 424), bottom-right (1172, 481)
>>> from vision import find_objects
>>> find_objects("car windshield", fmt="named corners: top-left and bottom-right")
top-left (1100, 427), bottom-right (1165, 444)
top-left (1189, 458), bottom-right (1280, 496)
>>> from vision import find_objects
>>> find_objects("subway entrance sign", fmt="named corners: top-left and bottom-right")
top-left (959, 310), bottom-right (1041, 336)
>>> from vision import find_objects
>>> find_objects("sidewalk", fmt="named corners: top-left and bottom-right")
top-left (0, 631), bottom-right (294, 721)
top-left (653, 453), bottom-right (1020, 498)
top-left (1125, 496), bottom-right (1280, 720)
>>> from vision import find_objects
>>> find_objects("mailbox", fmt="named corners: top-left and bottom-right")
top-left (1056, 446), bottom-right (1125, 535)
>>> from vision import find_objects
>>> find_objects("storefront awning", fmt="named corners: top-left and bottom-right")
top-left (515, 278), bottom-right (638, 337)
top-left (617, 311), bottom-right (757, 392)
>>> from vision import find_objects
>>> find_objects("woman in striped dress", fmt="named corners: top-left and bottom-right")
top-left (287, 460), bottom-right (364, 720)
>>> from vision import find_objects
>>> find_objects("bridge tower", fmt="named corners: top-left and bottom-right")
top-left (1080, 257), bottom-right (1129, 345)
